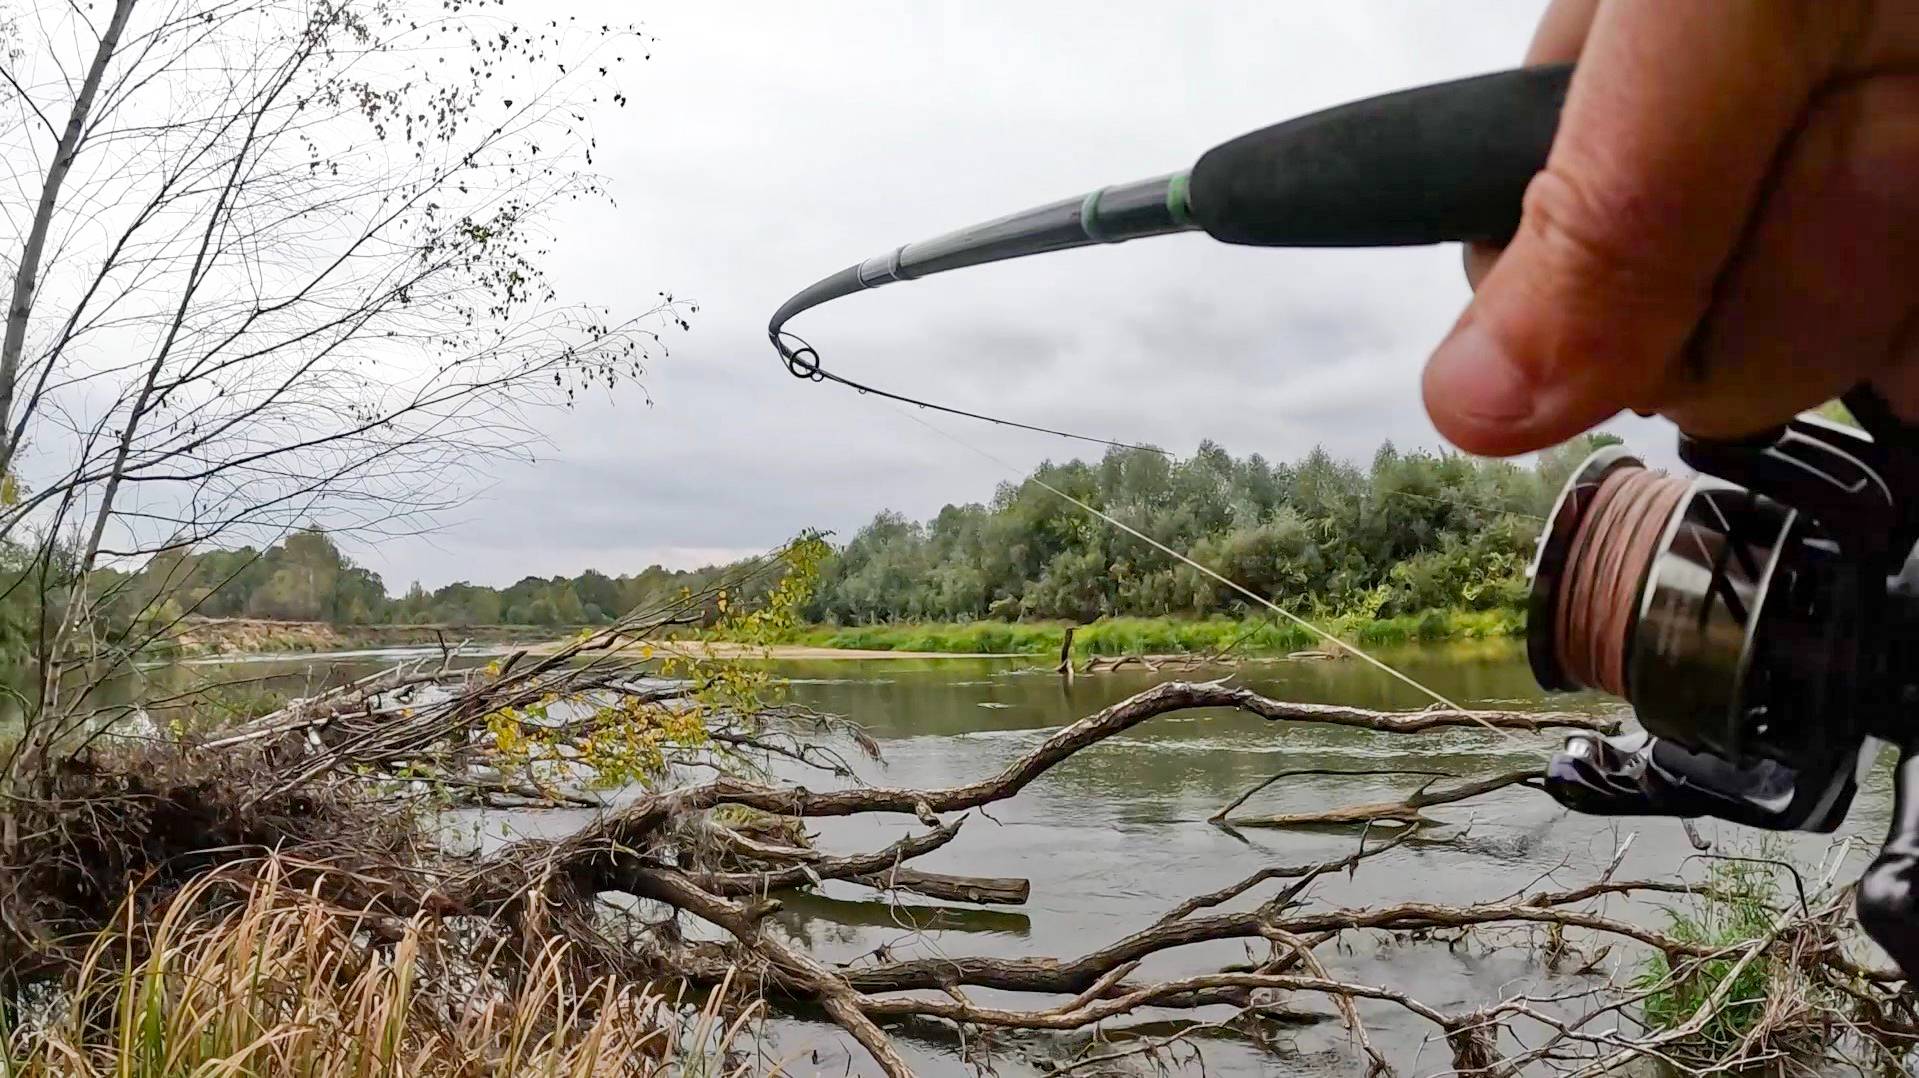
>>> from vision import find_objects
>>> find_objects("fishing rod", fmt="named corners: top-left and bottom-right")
top-left (770, 63), bottom-right (1571, 418)
top-left (769, 61), bottom-right (1919, 978)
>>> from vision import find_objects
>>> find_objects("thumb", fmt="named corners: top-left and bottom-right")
top-left (1423, 2), bottom-right (1845, 456)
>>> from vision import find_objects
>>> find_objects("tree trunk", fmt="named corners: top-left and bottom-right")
top-left (0, 0), bottom-right (138, 459)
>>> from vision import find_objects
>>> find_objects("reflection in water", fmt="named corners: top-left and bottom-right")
top-left (107, 641), bottom-right (1898, 1076)
top-left (0, 646), bottom-right (501, 737)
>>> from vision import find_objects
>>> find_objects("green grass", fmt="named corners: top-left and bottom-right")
top-left (1635, 858), bottom-right (1784, 1055)
top-left (777, 607), bottom-right (1524, 656)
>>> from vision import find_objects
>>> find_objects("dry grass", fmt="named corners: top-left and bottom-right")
top-left (0, 859), bottom-right (761, 1077)
top-left (1, 741), bottom-right (432, 986)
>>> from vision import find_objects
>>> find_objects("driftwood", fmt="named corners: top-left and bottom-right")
top-left (11, 578), bottom-right (1910, 1078)
top-left (1211, 766), bottom-right (1545, 829)
top-left (848, 866), bottom-right (1031, 905)
top-left (1082, 652), bottom-right (1239, 673)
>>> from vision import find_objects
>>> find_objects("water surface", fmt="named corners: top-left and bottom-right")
top-left (751, 647), bottom-right (1894, 1075)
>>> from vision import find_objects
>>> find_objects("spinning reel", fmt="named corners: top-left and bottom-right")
top-left (1530, 385), bottom-right (1919, 973)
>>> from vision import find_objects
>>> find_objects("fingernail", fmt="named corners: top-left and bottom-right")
top-left (1431, 320), bottom-right (1535, 425)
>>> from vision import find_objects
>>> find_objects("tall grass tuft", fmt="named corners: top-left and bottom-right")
top-left (1634, 855), bottom-right (1836, 1067)
top-left (1, 860), bottom-right (757, 1077)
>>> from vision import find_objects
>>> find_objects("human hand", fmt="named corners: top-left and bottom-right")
top-left (1422, 0), bottom-right (1919, 456)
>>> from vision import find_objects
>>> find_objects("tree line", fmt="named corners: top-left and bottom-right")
top-left (808, 435), bottom-right (1621, 624)
top-left (87, 529), bottom-right (734, 629)
top-left (77, 433), bottom-right (1623, 632)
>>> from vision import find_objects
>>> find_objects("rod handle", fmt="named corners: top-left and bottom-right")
top-left (1190, 63), bottom-right (1571, 248)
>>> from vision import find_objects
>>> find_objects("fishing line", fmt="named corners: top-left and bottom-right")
top-left (885, 403), bottom-right (1532, 743)
top-left (786, 326), bottom-right (1545, 525)
top-left (779, 331), bottom-right (1170, 456)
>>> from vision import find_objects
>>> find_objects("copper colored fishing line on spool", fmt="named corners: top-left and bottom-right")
top-left (1554, 467), bottom-right (1690, 696)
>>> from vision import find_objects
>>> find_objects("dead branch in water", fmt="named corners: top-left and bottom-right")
top-left (1213, 766), bottom-right (1544, 830)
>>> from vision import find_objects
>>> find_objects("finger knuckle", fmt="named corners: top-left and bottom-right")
top-left (1518, 168), bottom-right (1705, 307)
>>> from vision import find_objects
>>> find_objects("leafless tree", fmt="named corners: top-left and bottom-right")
top-left (0, 0), bottom-right (683, 780)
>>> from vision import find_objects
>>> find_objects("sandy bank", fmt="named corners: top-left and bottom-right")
top-left (529, 639), bottom-right (1030, 661)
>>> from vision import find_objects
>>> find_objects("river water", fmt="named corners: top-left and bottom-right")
top-left (143, 643), bottom-right (1900, 1076)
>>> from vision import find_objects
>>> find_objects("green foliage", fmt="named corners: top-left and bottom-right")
top-left (656, 534), bottom-right (828, 722)
top-left (780, 608), bottom-right (1524, 656)
top-left (96, 527), bottom-right (798, 633)
top-left (808, 435), bottom-right (1620, 625)
top-left (1636, 858), bottom-right (1788, 1054)
top-left (98, 527), bottom-right (389, 627)
top-left (478, 536), bottom-right (830, 793)
top-left (88, 434), bottom-right (1623, 645)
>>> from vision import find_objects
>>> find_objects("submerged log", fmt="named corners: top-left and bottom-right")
top-left (848, 866), bottom-right (1031, 905)
top-left (776, 890), bottom-right (1034, 936)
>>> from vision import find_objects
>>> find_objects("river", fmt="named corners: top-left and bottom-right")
top-left (136, 642), bottom-right (1899, 1075)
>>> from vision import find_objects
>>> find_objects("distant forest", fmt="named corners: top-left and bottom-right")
top-left (91, 433), bottom-right (1624, 629)
top-left (95, 530), bottom-right (725, 628)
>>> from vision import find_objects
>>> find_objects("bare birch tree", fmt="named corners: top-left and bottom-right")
top-left (0, 0), bottom-right (681, 773)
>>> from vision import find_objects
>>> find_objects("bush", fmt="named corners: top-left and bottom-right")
top-left (1634, 855), bottom-right (1835, 1067)
top-left (771, 609), bottom-right (1523, 657)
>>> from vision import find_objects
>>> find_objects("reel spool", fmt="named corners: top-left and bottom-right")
top-left (1527, 447), bottom-right (1864, 799)
top-left (1524, 388), bottom-right (1919, 976)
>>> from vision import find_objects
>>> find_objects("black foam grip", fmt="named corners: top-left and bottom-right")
top-left (1190, 64), bottom-right (1571, 248)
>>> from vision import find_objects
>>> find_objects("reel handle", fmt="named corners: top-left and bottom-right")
top-left (1190, 64), bottom-right (1571, 248)
top-left (1859, 746), bottom-right (1919, 978)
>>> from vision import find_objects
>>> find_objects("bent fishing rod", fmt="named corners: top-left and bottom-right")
top-left (769, 62), bottom-right (1919, 978)
top-left (770, 64), bottom-right (1570, 450)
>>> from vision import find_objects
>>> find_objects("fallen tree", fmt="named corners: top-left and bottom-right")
top-left (3, 577), bottom-right (1912, 1077)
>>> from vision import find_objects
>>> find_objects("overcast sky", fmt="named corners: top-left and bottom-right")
top-left (360, 1), bottom-right (1669, 591)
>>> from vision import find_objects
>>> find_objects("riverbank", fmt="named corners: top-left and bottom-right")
top-left (165, 617), bottom-right (566, 657)
top-left (168, 609), bottom-right (1525, 661)
top-left (534, 639), bottom-right (1027, 660)
top-left (776, 609), bottom-right (1523, 657)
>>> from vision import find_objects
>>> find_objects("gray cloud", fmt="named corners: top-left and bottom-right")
top-left (354, 0), bottom-right (1662, 591)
